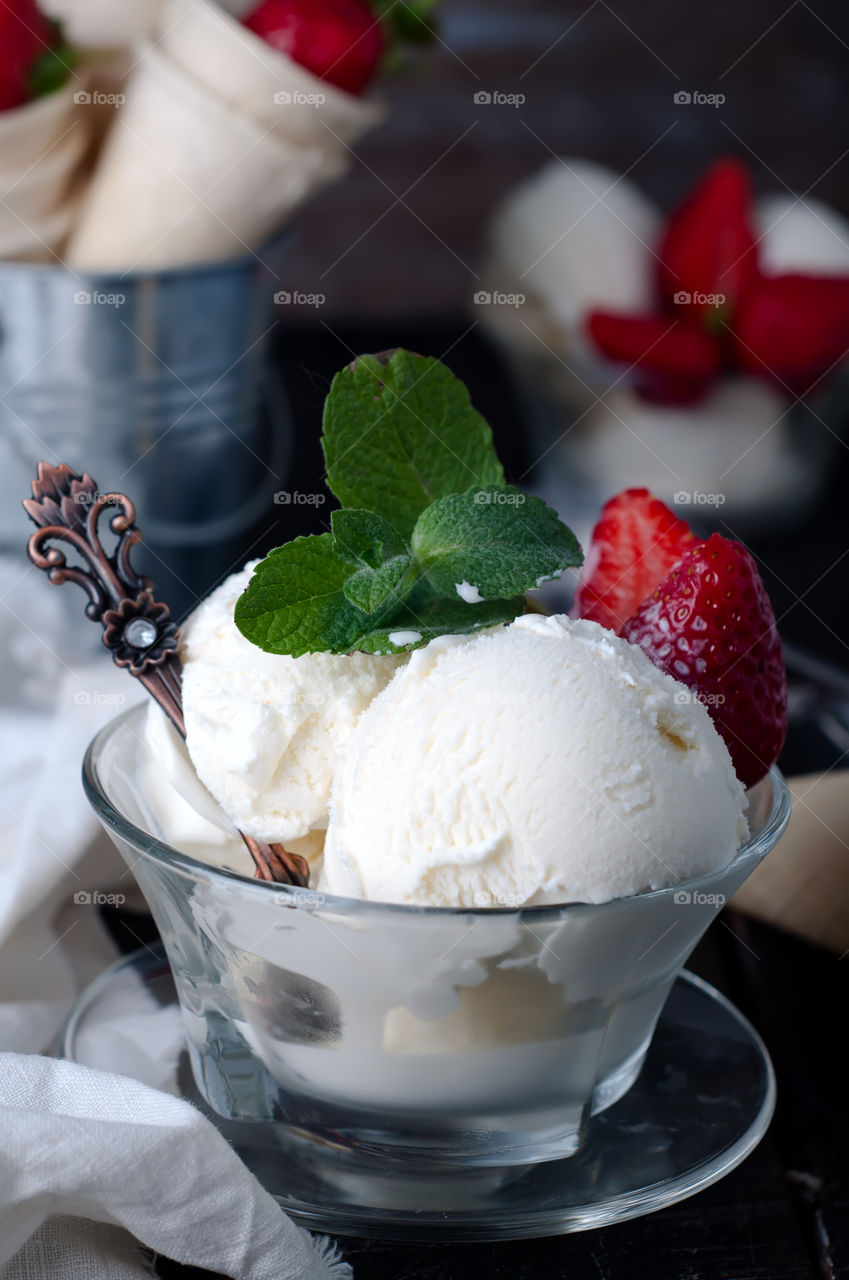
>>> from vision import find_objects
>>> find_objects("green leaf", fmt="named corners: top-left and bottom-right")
top-left (28, 24), bottom-right (76, 99)
top-left (344, 555), bottom-right (417, 615)
top-left (331, 508), bottom-right (417, 617)
top-left (322, 350), bottom-right (504, 538)
top-left (352, 594), bottom-right (522, 655)
top-left (411, 485), bottom-right (583, 601)
top-left (331, 508), bottom-right (407, 568)
top-left (233, 534), bottom-right (367, 657)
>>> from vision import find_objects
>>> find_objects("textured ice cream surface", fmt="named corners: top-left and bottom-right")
top-left (322, 614), bottom-right (749, 907)
top-left (180, 563), bottom-right (406, 844)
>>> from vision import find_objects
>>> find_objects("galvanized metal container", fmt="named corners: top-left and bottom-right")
top-left (1, 237), bottom-right (291, 617)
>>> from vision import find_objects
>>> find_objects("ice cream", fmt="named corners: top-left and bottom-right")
top-left (322, 614), bottom-right (748, 907)
top-left (173, 563), bottom-right (405, 852)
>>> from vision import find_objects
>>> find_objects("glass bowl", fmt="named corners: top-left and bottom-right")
top-left (83, 704), bottom-right (790, 1171)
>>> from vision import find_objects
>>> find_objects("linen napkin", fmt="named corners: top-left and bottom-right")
top-left (0, 1051), bottom-right (352, 1279)
top-left (0, 558), bottom-right (352, 1277)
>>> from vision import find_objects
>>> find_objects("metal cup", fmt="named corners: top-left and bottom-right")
top-left (1, 236), bottom-right (291, 618)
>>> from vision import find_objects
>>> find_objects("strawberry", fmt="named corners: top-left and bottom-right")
top-left (656, 158), bottom-right (759, 320)
top-left (621, 533), bottom-right (787, 788)
top-left (572, 488), bottom-right (695, 635)
top-left (732, 272), bottom-right (849, 397)
top-left (585, 312), bottom-right (721, 404)
top-left (0, 0), bottom-right (56, 112)
top-left (243, 0), bottom-right (386, 96)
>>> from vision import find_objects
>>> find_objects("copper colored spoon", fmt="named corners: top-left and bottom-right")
top-left (24, 462), bottom-right (309, 888)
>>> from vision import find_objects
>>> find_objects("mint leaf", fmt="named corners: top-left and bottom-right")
top-left (234, 534), bottom-right (366, 657)
top-left (411, 485), bottom-right (583, 601)
top-left (322, 350), bottom-right (504, 537)
top-left (353, 595), bottom-right (522, 655)
top-left (331, 508), bottom-right (407, 568)
top-left (331, 508), bottom-right (417, 616)
top-left (344, 556), bottom-right (417, 615)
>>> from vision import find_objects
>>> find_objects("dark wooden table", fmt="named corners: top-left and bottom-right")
top-left (145, 322), bottom-right (849, 1279)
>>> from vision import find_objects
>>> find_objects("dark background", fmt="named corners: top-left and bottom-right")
top-left (237, 0), bottom-right (849, 671)
top-left (278, 0), bottom-right (849, 319)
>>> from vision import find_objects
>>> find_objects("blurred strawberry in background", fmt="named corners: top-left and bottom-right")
top-left (0, 0), bottom-right (74, 112)
top-left (588, 158), bottom-right (849, 404)
top-left (242, 0), bottom-right (439, 96)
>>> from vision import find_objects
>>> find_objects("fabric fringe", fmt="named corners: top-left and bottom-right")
top-left (312, 1234), bottom-right (354, 1279)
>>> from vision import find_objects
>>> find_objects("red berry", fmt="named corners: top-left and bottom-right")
top-left (656, 158), bottom-right (759, 320)
top-left (585, 312), bottom-right (721, 404)
top-left (243, 0), bottom-right (385, 96)
top-left (621, 533), bottom-right (787, 788)
top-left (572, 488), bottom-right (695, 635)
top-left (732, 272), bottom-right (849, 397)
top-left (0, 0), bottom-right (55, 112)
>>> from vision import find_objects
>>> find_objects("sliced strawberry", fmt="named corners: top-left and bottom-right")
top-left (243, 0), bottom-right (385, 96)
top-left (656, 157), bottom-right (759, 320)
top-left (732, 272), bottom-right (849, 397)
top-left (572, 488), bottom-right (695, 635)
top-left (586, 312), bottom-right (721, 403)
top-left (622, 533), bottom-right (787, 788)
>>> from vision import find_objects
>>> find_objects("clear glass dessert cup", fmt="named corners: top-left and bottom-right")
top-left (84, 705), bottom-right (790, 1170)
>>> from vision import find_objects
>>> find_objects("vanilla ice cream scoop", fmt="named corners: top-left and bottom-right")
top-left (322, 615), bottom-right (748, 907)
top-left (178, 563), bottom-right (406, 844)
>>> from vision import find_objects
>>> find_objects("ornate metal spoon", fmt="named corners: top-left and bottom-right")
top-left (24, 462), bottom-right (309, 888)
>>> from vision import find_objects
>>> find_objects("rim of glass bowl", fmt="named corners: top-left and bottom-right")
top-left (83, 704), bottom-right (792, 922)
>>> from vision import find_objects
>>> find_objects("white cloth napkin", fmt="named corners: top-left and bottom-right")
top-left (0, 1052), bottom-right (352, 1280)
top-left (0, 559), bottom-right (353, 1278)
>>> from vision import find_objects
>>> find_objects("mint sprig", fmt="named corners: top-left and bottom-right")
top-left (235, 351), bottom-right (583, 656)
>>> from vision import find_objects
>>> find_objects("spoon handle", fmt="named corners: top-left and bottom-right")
top-left (24, 462), bottom-right (308, 889)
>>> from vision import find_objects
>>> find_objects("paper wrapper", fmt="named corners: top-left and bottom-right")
top-left (0, 205), bottom-right (77, 262)
top-left (732, 771), bottom-right (849, 954)
top-left (0, 81), bottom-right (78, 173)
top-left (43, 0), bottom-right (166, 48)
top-left (64, 45), bottom-right (341, 271)
top-left (161, 0), bottom-right (383, 148)
top-left (0, 84), bottom-right (89, 262)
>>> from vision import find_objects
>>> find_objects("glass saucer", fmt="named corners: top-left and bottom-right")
top-left (61, 944), bottom-right (775, 1243)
